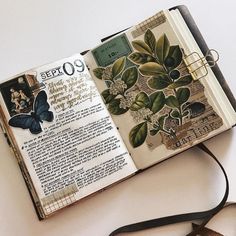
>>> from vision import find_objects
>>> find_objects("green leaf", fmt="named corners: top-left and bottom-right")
top-left (130, 92), bottom-right (150, 111)
top-left (112, 57), bottom-right (126, 78)
top-left (149, 91), bottom-right (165, 113)
top-left (156, 34), bottom-right (170, 64)
top-left (166, 96), bottom-right (179, 108)
top-left (176, 88), bottom-right (190, 105)
top-left (150, 128), bottom-right (160, 136)
top-left (148, 74), bottom-right (171, 90)
top-left (139, 62), bottom-right (165, 77)
top-left (101, 89), bottom-right (115, 104)
top-left (171, 110), bottom-right (180, 118)
top-left (121, 66), bottom-right (138, 89)
top-left (129, 122), bottom-right (148, 148)
top-left (165, 45), bottom-right (183, 70)
top-left (168, 75), bottom-right (193, 89)
top-left (93, 67), bottom-right (105, 79)
top-left (108, 99), bottom-right (128, 115)
top-left (144, 29), bottom-right (156, 53)
top-left (128, 52), bottom-right (156, 65)
top-left (132, 40), bottom-right (152, 54)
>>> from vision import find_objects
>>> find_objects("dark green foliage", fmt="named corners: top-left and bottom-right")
top-left (129, 122), bottom-right (148, 148)
top-left (108, 99), bottom-right (129, 115)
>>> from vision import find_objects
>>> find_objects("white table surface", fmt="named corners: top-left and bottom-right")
top-left (0, 1), bottom-right (236, 235)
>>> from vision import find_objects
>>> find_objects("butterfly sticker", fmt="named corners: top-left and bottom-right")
top-left (8, 90), bottom-right (54, 134)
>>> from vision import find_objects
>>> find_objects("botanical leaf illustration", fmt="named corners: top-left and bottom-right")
top-left (150, 128), bottom-right (160, 136)
top-left (121, 66), bottom-right (138, 89)
top-left (171, 110), bottom-right (180, 118)
top-left (148, 74), bottom-right (171, 90)
top-left (166, 96), bottom-right (179, 108)
top-left (144, 29), bottom-right (156, 53)
top-left (168, 75), bottom-right (193, 89)
top-left (93, 30), bottom-right (201, 150)
top-left (128, 52), bottom-right (156, 65)
top-left (182, 110), bottom-right (189, 117)
top-left (132, 40), bottom-right (152, 54)
top-left (164, 45), bottom-right (183, 70)
top-left (112, 57), bottom-right (126, 78)
top-left (156, 34), bottom-right (170, 64)
top-left (129, 122), bottom-right (148, 148)
top-left (108, 99), bottom-right (128, 115)
top-left (176, 88), bottom-right (190, 105)
top-left (182, 102), bottom-right (206, 118)
top-left (139, 62), bottom-right (165, 77)
top-left (130, 92), bottom-right (150, 111)
top-left (101, 89), bottom-right (115, 104)
top-left (93, 67), bottom-right (105, 79)
top-left (149, 91), bottom-right (165, 113)
top-left (158, 115), bottom-right (166, 127)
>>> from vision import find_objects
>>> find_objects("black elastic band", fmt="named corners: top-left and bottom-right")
top-left (109, 143), bottom-right (229, 236)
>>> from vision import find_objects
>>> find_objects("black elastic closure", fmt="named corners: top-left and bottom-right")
top-left (109, 143), bottom-right (229, 236)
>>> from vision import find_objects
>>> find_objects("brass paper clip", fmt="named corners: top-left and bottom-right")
top-left (181, 49), bottom-right (219, 80)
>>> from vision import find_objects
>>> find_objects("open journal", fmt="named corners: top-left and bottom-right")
top-left (0, 5), bottom-right (235, 219)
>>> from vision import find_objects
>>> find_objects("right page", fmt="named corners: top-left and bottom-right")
top-left (84, 9), bottom-right (236, 170)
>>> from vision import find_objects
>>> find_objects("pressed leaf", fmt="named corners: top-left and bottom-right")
top-left (150, 128), bottom-right (160, 136)
top-left (148, 74), bottom-right (171, 90)
top-left (183, 111), bottom-right (189, 117)
top-left (166, 96), bottom-right (179, 108)
top-left (144, 29), bottom-right (156, 53)
top-left (129, 122), bottom-right (148, 148)
top-left (101, 89), bottom-right (115, 104)
top-left (176, 88), bottom-right (190, 105)
top-left (132, 40), bottom-right (152, 54)
top-left (156, 34), bottom-right (170, 64)
top-left (149, 91), bottom-right (165, 113)
top-left (108, 99), bottom-right (128, 115)
top-left (168, 75), bottom-right (193, 89)
top-left (128, 52), bottom-right (156, 65)
top-left (171, 110), bottom-right (180, 118)
top-left (139, 62), bottom-right (165, 77)
top-left (130, 92), bottom-right (150, 111)
top-left (121, 66), bottom-right (138, 89)
top-left (93, 67), bottom-right (105, 79)
top-left (112, 57), bottom-right (126, 78)
top-left (165, 45), bottom-right (183, 70)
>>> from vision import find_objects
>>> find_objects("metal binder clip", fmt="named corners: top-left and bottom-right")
top-left (182, 49), bottom-right (219, 80)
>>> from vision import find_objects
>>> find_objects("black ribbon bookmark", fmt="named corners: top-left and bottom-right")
top-left (109, 143), bottom-right (230, 236)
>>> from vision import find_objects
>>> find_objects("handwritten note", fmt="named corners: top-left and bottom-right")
top-left (47, 74), bottom-right (97, 112)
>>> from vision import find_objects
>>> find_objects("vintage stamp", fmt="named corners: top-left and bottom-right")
top-left (92, 33), bottom-right (132, 67)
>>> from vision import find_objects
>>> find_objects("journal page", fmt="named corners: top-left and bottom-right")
top-left (84, 10), bottom-right (230, 170)
top-left (0, 54), bottom-right (137, 217)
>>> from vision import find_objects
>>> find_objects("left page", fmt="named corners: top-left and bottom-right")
top-left (0, 54), bottom-right (137, 218)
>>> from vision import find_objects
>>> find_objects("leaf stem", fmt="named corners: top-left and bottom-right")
top-left (160, 128), bottom-right (174, 137)
top-left (162, 64), bottom-right (169, 74)
top-left (173, 88), bottom-right (183, 125)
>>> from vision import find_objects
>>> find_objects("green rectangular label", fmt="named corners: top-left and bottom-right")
top-left (92, 34), bottom-right (132, 67)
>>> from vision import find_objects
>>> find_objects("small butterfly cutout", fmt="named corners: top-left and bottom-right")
top-left (8, 90), bottom-right (53, 134)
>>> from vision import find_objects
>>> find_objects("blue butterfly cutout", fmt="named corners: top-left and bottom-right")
top-left (8, 90), bottom-right (54, 134)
